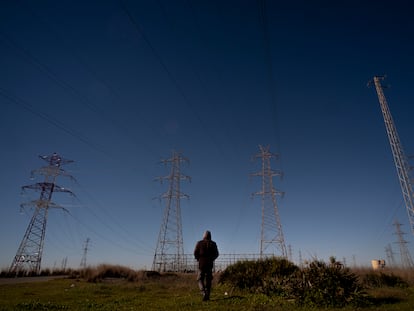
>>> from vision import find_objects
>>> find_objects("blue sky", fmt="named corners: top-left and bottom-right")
top-left (1, 0), bottom-right (414, 270)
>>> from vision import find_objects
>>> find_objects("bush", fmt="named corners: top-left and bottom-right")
top-left (219, 257), bottom-right (299, 295)
top-left (219, 257), bottom-right (369, 308)
top-left (294, 260), bottom-right (367, 308)
top-left (39, 268), bottom-right (51, 276)
top-left (77, 264), bottom-right (142, 282)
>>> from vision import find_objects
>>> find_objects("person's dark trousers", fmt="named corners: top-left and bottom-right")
top-left (197, 269), bottom-right (213, 301)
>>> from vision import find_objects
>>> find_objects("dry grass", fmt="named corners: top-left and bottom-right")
top-left (1, 264), bottom-right (414, 310)
top-left (72, 264), bottom-right (151, 282)
top-left (352, 266), bottom-right (414, 286)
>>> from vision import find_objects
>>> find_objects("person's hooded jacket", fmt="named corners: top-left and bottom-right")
top-left (194, 230), bottom-right (219, 270)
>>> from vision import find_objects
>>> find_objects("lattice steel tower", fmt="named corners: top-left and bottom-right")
top-left (369, 76), bottom-right (414, 234)
top-left (385, 243), bottom-right (396, 267)
top-left (152, 151), bottom-right (190, 272)
top-left (252, 145), bottom-right (287, 258)
top-left (9, 153), bottom-right (75, 275)
top-left (80, 238), bottom-right (90, 268)
top-left (393, 220), bottom-right (414, 269)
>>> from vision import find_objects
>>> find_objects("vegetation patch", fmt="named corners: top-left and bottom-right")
top-left (1, 264), bottom-right (414, 310)
top-left (219, 257), bottom-right (369, 308)
top-left (15, 301), bottom-right (69, 310)
top-left (219, 257), bottom-right (298, 295)
top-left (294, 259), bottom-right (368, 307)
top-left (71, 264), bottom-right (158, 283)
top-left (361, 271), bottom-right (409, 288)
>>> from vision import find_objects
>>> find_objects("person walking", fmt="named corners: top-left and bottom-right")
top-left (194, 230), bottom-right (219, 301)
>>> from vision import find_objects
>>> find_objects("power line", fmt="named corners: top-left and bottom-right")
top-left (257, 0), bottom-right (282, 155)
top-left (72, 180), bottom-right (154, 252)
top-left (0, 30), bottom-right (159, 164)
top-left (119, 0), bottom-right (224, 155)
top-left (0, 31), bottom-right (102, 117)
top-left (8, 2), bottom-right (164, 160)
top-left (184, 0), bottom-right (242, 158)
top-left (65, 208), bottom-right (150, 256)
top-left (0, 87), bottom-right (110, 157)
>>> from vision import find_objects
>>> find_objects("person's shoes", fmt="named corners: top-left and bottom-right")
top-left (200, 289), bottom-right (206, 301)
top-left (203, 290), bottom-right (210, 301)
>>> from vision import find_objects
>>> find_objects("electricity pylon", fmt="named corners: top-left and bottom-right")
top-left (385, 243), bottom-right (396, 267)
top-left (9, 153), bottom-right (75, 275)
top-left (369, 76), bottom-right (414, 235)
top-left (80, 238), bottom-right (90, 268)
top-left (393, 220), bottom-right (414, 269)
top-left (152, 151), bottom-right (190, 272)
top-left (251, 145), bottom-right (287, 258)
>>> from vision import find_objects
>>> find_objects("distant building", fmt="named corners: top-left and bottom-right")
top-left (371, 259), bottom-right (386, 270)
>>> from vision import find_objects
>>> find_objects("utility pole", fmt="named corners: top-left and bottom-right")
top-left (9, 153), bottom-right (75, 275)
top-left (369, 76), bottom-right (414, 235)
top-left (252, 145), bottom-right (287, 258)
top-left (393, 220), bottom-right (414, 269)
top-left (80, 238), bottom-right (90, 268)
top-left (152, 151), bottom-right (190, 272)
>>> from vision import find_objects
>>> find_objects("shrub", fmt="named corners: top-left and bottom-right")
top-left (219, 257), bottom-right (369, 308)
top-left (219, 257), bottom-right (299, 295)
top-left (78, 264), bottom-right (141, 282)
top-left (294, 260), bottom-right (367, 308)
top-left (361, 272), bottom-right (408, 288)
top-left (39, 268), bottom-right (51, 276)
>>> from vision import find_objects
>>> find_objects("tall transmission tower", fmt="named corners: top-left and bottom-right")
top-left (393, 220), bottom-right (414, 268)
top-left (252, 145), bottom-right (287, 258)
top-left (9, 153), bottom-right (75, 275)
top-left (385, 243), bottom-right (396, 267)
top-left (288, 244), bottom-right (293, 262)
top-left (152, 151), bottom-right (190, 272)
top-left (80, 238), bottom-right (90, 268)
top-left (369, 76), bottom-right (414, 234)
top-left (61, 257), bottom-right (68, 271)
top-left (298, 250), bottom-right (303, 267)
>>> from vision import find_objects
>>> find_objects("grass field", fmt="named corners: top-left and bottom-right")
top-left (1, 272), bottom-right (414, 311)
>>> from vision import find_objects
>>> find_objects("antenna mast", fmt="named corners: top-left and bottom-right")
top-left (9, 152), bottom-right (75, 275)
top-left (369, 76), bottom-right (414, 234)
top-left (252, 145), bottom-right (287, 258)
top-left (152, 151), bottom-right (190, 272)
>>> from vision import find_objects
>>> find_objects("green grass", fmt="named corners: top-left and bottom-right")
top-left (1, 274), bottom-right (414, 311)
